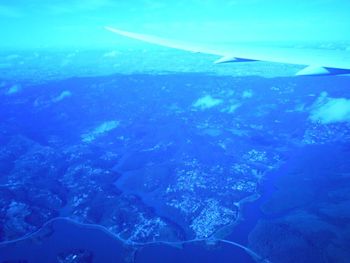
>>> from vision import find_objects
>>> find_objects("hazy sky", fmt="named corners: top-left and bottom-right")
top-left (1, 0), bottom-right (350, 48)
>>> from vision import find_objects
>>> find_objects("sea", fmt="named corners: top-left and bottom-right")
top-left (0, 47), bottom-right (350, 263)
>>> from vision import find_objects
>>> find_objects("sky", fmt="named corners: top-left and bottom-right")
top-left (1, 0), bottom-right (350, 49)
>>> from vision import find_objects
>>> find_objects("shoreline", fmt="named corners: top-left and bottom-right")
top-left (0, 216), bottom-right (270, 263)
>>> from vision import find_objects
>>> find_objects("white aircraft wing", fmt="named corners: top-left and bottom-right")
top-left (105, 26), bottom-right (350, 76)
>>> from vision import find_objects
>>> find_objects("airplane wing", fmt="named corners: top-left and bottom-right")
top-left (105, 26), bottom-right (350, 76)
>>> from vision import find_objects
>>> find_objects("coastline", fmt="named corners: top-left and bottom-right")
top-left (0, 216), bottom-right (270, 262)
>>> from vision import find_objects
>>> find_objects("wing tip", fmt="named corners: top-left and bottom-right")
top-left (295, 66), bottom-right (350, 76)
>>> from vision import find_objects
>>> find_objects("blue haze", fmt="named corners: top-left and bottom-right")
top-left (0, 1), bottom-right (350, 263)
top-left (1, 0), bottom-right (350, 48)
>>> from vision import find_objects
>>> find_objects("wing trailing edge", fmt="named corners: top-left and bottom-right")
top-left (105, 26), bottom-right (350, 76)
top-left (296, 66), bottom-right (350, 76)
top-left (214, 56), bottom-right (257, 64)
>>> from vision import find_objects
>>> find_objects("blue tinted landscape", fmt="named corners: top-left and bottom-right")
top-left (1, 1), bottom-right (350, 263)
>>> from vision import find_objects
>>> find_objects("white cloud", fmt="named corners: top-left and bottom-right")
top-left (193, 95), bottom-right (223, 110)
top-left (82, 120), bottom-right (119, 142)
top-left (52, 90), bottom-right (72, 103)
top-left (242, 89), bottom-right (253, 98)
top-left (222, 103), bottom-right (241, 113)
top-left (310, 92), bottom-right (350, 124)
top-left (7, 84), bottom-right (21, 95)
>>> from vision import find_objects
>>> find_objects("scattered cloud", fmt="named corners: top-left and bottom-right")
top-left (82, 120), bottom-right (120, 143)
top-left (6, 84), bottom-right (21, 95)
top-left (310, 92), bottom-right (350, 124)
top-left (193, 95), bottom-right (223, 110)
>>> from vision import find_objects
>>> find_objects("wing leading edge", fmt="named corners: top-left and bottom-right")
top-left (105, 26), bottom-right (350, 76)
